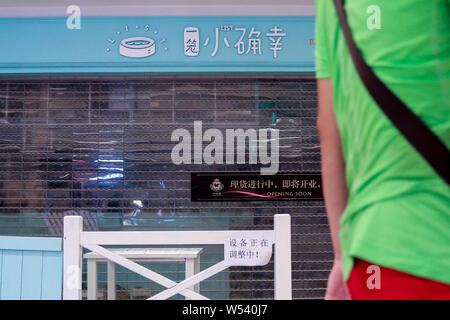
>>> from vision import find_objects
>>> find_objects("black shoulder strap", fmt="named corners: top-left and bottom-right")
top-left (333, 0), bottom-right (450, 185)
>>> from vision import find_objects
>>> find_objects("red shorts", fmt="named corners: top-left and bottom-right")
top-left (347, 259), bottom-right (450, 300)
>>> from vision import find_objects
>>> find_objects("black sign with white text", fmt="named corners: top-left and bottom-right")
top-left (191, 172), bottom-right (323, 201)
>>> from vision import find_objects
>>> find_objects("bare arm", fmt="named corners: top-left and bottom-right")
top-left (317, 78), bottom-right (351, 299)
top-left (317, 78), bottom-right (348, 258)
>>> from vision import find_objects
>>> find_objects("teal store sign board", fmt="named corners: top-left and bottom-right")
top-left (0, 16), bottom-right (315, 74)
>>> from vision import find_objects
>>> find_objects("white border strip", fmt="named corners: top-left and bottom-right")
top-left (0, 5), bottom-right (315, 18)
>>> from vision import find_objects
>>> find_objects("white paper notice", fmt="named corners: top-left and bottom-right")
top-left (224, 231), bottom-right (274, 267)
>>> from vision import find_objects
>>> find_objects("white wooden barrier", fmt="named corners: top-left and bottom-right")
top-left (63, 214), bottom-right (292, 300)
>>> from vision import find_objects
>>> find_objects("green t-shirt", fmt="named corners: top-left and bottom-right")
top-left (315, 0), bottom-right (450, 284)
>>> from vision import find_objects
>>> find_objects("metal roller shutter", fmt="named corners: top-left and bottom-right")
top-left (0, 76), bottom-right (332, 299)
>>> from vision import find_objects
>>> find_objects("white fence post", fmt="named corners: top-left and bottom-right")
top-left (63, 216), bottom-right (83, 300)
top-left (274, 214), bottom-right (292, 300)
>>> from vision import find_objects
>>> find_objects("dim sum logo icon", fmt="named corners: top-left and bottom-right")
top-left (210, 179), bottom-right (224, 193)
top-left (105, 24), bottom-right (168, 58)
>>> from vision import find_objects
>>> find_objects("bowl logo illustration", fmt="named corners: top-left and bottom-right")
top-left (105, 25), bottom-right (168, 58)
top-left (120, 37), bottom-right (155, 58)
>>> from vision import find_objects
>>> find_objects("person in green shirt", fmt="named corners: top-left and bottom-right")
top-left (315, 0), bottom-right (450, 299)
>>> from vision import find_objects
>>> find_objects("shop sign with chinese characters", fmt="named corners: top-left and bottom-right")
top-left (191, 172), bottom-right (323, 201)
top-left (0, 17), bottom-right (315, 73)
top-left (183, 25), bottom-right (287, 59)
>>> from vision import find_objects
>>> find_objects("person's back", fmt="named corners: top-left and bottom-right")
top-left (315, 0), bottom-right (450, 299)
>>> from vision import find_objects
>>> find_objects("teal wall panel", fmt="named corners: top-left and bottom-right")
top-left (1, 250), bottom-right (23, 299)
top-left (0, 236), bottom-right (62, 300)
top-left (41, 251), bottom-right (63, 300)
top-left (21, 250), bottom-right (44, 299)
top-left (0, 250), bottom-right (3, 299)
top-left (0, 236), bottom-right (61, 252)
